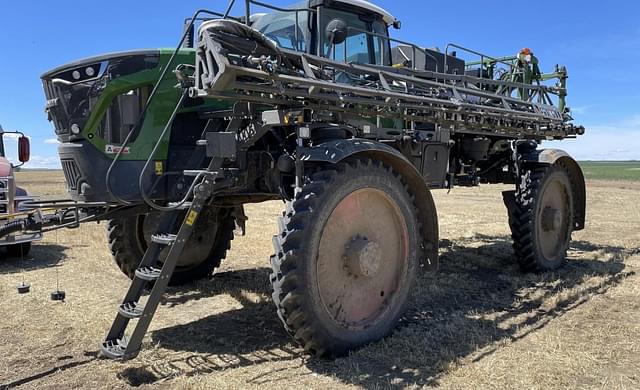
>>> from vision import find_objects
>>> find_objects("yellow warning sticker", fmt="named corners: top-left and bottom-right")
top-left (155, 161), bottom-right (163, 176)
top-left (186, 210), bottom-right (198, 226)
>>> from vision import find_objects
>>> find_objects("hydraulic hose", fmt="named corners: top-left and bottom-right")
top-left (105, 9), bottom-right (229, 206)
top-left (0, 220), bottom-right (28, 238)
top-left (137, 91), bottom-right (205, 212)
top-left (0, 214), bottom-right (61, 238)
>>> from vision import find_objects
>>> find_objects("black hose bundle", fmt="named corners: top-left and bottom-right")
top-left (0, 220), bottom-right (29, 238)
top-left (0, 213), bottom-right (62, 239)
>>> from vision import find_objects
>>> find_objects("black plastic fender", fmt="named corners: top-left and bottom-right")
top-left (300, 139), bottom-right (440, 270)
top-left (521, 148), bottom-right (586, 231)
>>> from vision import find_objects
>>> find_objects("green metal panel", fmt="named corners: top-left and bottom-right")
top-left (79, 48), bottom-right (229, 161)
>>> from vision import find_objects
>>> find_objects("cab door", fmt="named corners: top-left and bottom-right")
top-left (318, 7), bottom-right (391, 66)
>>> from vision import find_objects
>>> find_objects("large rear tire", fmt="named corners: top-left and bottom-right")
top-left (270, 158), bottom-right (421, 356)
top-left (107, 207), bottom-right (235, 286)
top-left (508, 163), bottom-right (575, 272)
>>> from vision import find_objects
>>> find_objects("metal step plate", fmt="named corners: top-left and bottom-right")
top-left (101, 337), bottom-right (128, 360)
top-left (135, 266), bottom-right (162, 281)
top-left (151, 233), bottom-right (177, 245)
top-left (118, 302), bottom-right (144, 319)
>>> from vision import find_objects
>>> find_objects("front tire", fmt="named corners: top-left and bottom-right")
top-left (509, 163), bottom-right (575, 272)
top-left (107, 207), bottom-right (235, 285)
top-left (270, 159), bottom-right (421, 356)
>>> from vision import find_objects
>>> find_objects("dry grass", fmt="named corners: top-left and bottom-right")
top-left (1, 171), bottom-right (639, 389)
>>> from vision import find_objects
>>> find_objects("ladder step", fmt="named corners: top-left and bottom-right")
top-left (135, 266), bottom-right (162, 281)
top-left (101, 337), bottom-right (128, 360)
top-left (272, 235), bottom-right (282, 254)
top-left (118, 302), bottom-right (144, 319)
top-left (101, 175), bottom-right (215, 360)
top-left (277, 217), bottom-right (287, 236)
top-left (151, 233), bottom-right (177, 245)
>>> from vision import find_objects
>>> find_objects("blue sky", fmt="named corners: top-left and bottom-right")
top-left (0, 0), bottom-right (638, 167)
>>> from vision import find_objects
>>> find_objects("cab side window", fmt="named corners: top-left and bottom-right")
top-left (253, 3), bottom-right (310, 52)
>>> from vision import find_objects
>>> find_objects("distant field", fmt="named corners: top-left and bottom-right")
top-left (579, 161), bottom-right (640, 181)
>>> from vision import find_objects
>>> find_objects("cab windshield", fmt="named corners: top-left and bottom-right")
top-left (321, 8), bottom-right (390, 65)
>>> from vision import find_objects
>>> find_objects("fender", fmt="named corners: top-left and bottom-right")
top-left (301, 138), bottom-right (440, 270)
top-left (521, 148), bottom-right (586, 231)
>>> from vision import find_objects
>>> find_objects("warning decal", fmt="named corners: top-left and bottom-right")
top-left (105, 144), bottom-right (131, 154)
top-left (186, 210), bottom-right (198, 226)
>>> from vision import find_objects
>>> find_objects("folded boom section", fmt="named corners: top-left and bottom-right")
top-left (193, 20), bottom-right (584, 140)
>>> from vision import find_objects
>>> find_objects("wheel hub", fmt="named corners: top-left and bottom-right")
top-left (541, 207), bottom-right (562, 231)
top-left (344, 236), bottom-right (382, 277)
top-left (536, 176), bottom-right (572, 261)
top-left (316, 187), bottom-right (410, 329)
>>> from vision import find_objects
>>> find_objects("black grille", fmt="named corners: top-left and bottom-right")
top-left (42, 79), bottom-right (69, 136)
top-left (61, 159), bottom-right (81, 191)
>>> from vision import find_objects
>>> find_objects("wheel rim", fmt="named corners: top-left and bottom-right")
top-left (316, 188), bottom-right (409, 330)
top-left (138, 211), bottom-right (219, 270)
top-left (537, 177), bottom-right (570, 260)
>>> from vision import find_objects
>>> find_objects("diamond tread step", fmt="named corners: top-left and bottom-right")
top-left (101, 338), bottom-right (128, 360)
top-left (118, 302), bottom-right (144, 319)
top-left (101, 172), bottom-right (216, 362)
top-left (151, 233), bottom-right (177, 245)
top-left (135, 266), bottom-right (162, 281)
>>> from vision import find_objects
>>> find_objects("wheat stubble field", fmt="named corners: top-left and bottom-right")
top-left (0, 171), bottom-right (639, 389)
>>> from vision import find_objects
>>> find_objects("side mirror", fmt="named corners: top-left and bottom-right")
top-left (18, 136), bottom-right (30, 163)
top-left (325, 18), bottom-right (348, 45)
top-left (392, 20), bottom-right (402, 30)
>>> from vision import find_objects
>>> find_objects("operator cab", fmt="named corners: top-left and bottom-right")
top-left (250, 0), bottom-right (399, 66)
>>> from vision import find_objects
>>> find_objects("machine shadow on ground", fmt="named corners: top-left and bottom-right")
top-left (0, 243), bottom-right (68, 274)
top-left (118, 236), bottom-right (633, 388)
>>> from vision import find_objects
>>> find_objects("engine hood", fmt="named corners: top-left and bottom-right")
top-left (41, 49), bottom-right (162, 79)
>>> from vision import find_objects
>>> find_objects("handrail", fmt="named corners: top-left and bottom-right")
top-left (445, 43), bottom-right (516, 70)
top-left (193, 30), bottom-right (580, 137)
top-left (105, 9), bottom-right (226, 206)
top-left (138, 91), bottom-right (207, 212)
top-left (224, 0), bottom-right (237, 18)
top-left (248, 0), bottom-right (316, 14)
top-left (124, 0), bottom-right (569, 211)
top-left (245, 0), bottom-right (317, 52)
top-left (336, 26), bottom-right (442, 72)
top-left (466, 55), bottom-right (518, 67)
top-left (241, 1), bottom-right (450, 76)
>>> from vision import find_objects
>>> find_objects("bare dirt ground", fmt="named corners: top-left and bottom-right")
top-left (1, 171), bottom-right (639, 389)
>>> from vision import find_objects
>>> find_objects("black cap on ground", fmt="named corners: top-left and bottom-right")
top-left (51, 290), bottom-right (66, 301)
top-left (17, 282), bottom-right (30, 294)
